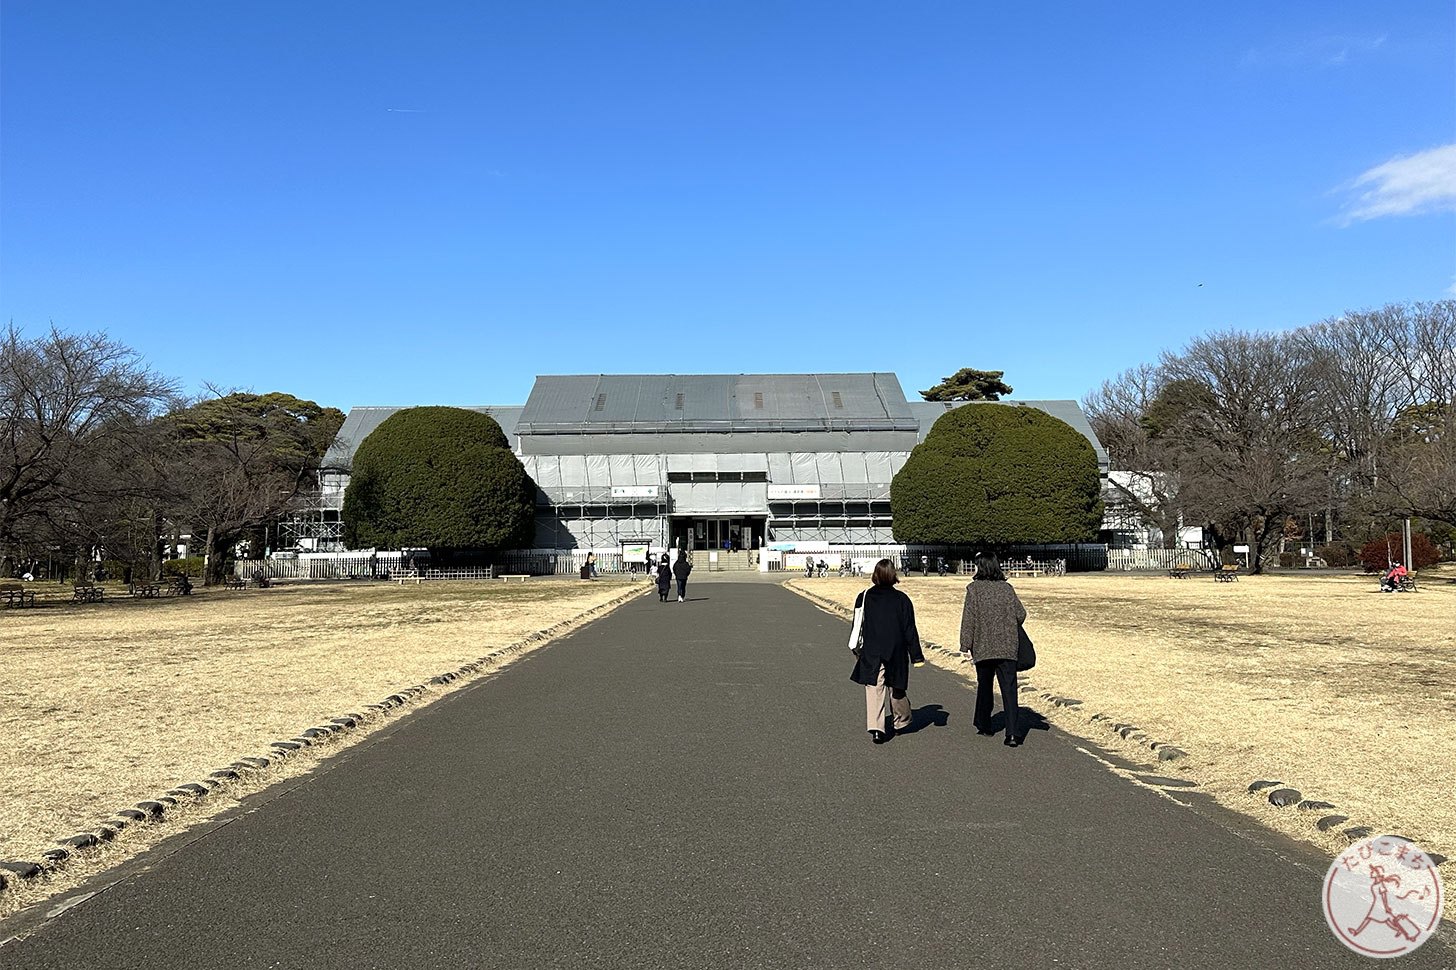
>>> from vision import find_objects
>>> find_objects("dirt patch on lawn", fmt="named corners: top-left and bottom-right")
top-left (0, 580), bottom-right (640, 874)
top-left (788, 569), bottom-right (1456, 862)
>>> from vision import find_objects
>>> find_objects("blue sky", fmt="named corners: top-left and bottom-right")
top-left (2, 2), bottom-right (1453, 410)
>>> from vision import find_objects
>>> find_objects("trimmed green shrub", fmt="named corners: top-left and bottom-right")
top-left (163, 557), bottom-right (205, 577)
top-left (342, 407), bottom-right (534, 552)
top-left (891, 404), bottom-right (1103, 545)
top-left (1316, 541), bottom-right (1359, 568)
top-left (1357, 533), bottom-right (1440, 573)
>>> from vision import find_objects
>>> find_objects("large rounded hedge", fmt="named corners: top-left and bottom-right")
top-left (891, 404), bottom-right (1103, 545)
top-left (342, 407), bottom-right (534, 551)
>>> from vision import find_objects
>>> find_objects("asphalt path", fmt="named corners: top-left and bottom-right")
top-left (2, 582), bottom-right (1450, 968)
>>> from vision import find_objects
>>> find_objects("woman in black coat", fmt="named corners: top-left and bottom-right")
top-left (655, 554), bottom-right (672, 602)
top-left (671, 551), bottom-right (693, 602)
top-left (959, 554), bottom-right (1028, 746)
top-left (849, 559), bottom-right (926, 743)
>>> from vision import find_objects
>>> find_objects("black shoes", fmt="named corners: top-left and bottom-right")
top-left (1004, 735), bottom-right (1022, 747)
top-left (975, 728), bottom-right (996, 737)
top-left (869, 730), bottom-right (888, 744)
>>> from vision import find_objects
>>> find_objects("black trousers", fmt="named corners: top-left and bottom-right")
top-left (974, 658), bottom-right (1019, 739)
top-left (676, 577), bottom-right (688, 599)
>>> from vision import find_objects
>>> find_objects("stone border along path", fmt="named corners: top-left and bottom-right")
top-left (0, 583), bottom-right (650, 900)
top-left (784, 583), bottom-right (1441, 866)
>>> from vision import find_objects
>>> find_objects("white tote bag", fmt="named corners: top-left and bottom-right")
top-left (847, 587), bottom-right (873, 654)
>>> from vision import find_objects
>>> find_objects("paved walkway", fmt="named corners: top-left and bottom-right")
top-left (3, 584), bottom-right (1449, 968)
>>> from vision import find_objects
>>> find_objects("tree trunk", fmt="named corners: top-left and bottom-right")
top-left (150, 509), bottom-right (164, 582)
top-left (203, 525), bottom-right (217, 586)
top-left (1247, 523), bottom-right (1264, 575)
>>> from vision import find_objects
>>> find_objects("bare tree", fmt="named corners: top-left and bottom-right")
top-left (1083, 363), bottom-right (1183, 545)
top-left (1154, 331), bottom-right (1326, 572)
top-left (0, 325), bottom-right (177, 574)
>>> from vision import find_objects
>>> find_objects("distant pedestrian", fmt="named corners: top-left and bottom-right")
top-left (672, 551), bottom-right (693, 602)
top-left (921, 554), bottom-right (929, 576)
top-left (848, 559), bottom-right (926, 744)
top-left (655, 554), bottom-right (672, 602)
top-left (959, 553), bottom-right (1028, 747)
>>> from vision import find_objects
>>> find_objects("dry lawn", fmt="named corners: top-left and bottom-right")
top-left (789, 569), bottom-right (1456, 860)
top-left (0, 580), bottom-right (636, 865)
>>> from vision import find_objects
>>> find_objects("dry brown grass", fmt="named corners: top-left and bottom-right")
top-left (789, 568), bottom-right (1456, 860)
top-left (0, 580), bottom-right (636, 866)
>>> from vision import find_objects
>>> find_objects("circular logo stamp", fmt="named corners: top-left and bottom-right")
top-left (1323, 834), bottom-right (1444, 958)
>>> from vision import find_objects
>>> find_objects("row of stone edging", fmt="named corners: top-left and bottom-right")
top-left (1245, 779), bottom-right (1448, 865)
top-left (786, 583), bottom-right (1447, 867)
top-left (0, 583), bottom-right (648, 896)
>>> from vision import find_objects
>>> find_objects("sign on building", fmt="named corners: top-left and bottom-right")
top-left (767, 484), bottom-right (821, 500)
top-left (610, 485), bottom-right (660, 499)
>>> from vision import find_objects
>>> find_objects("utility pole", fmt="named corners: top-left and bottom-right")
top-left (1403, 518), bottom-right (1413, 570)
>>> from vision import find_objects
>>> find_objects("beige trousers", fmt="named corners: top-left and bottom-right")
top-left (866, 663), bottom-right (912, 732)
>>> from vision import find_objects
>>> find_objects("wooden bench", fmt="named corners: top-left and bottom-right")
top-left (1214, 565), bottom-right (1240, 582)
top-left (130, 582), bottom-right (162, 598)
top-left (1168, 565), bottom-right (1194, 579)
top-left (1005, 568), bottom-right (1044, 579)
top-left (224, 577), bottom-right (246, 590)
top-left (73, 582), bottom-right (105, 603)
top-left (1, 582), bottom-right (36, 608)
top-left (498, 574), bottom-right (529, 583)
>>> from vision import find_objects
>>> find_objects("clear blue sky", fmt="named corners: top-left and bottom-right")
top-left (3, 2), bottom-right (1453, 410)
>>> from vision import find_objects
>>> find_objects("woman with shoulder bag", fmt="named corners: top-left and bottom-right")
top-left (848, 558), bottom-right (926, 744)
top-left (959, 553), bottom-right (1030, 747)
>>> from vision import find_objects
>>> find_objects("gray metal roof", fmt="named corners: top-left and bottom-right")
top-left (908, 400), bottom-right (1108, 468)
top-left (516, 373), bottom-right (918, 434)
top-left (323, 406), bottom-right (523, 469)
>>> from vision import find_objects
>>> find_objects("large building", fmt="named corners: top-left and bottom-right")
top-left (304, 373), bottom-right (1107, 554)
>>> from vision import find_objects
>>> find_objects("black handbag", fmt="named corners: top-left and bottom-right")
top-left (1015, 625), bottom-right (1036, 672)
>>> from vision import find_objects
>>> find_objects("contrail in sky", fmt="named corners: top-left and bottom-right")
top-left (386, 108), bottom-right (427, 113)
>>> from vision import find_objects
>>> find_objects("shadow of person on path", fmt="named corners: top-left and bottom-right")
top-left (984, 707), bottom-right (1050, 744)
top-left (887, 705), bottom-right (949, 739)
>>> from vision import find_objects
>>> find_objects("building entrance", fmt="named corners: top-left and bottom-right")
top-left (671, 517), bottom-right (765, 552)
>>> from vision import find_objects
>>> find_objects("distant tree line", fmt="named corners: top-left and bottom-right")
top-left (1, 324), bottom-right (343, 585)
top-left (1083, 301), bottom-right (1456, 570)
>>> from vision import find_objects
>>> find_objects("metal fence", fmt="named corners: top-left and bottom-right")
top-left (1106, 548), bottom-right (1218, 571)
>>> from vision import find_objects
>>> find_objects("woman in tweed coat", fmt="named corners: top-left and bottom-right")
top-left (959, 554), bottom-right (1028, 746)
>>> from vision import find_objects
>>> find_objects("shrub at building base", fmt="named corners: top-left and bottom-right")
top-left (342, 407), bottom-right (534, 553)
top-left (891, 404), bottom-right (1102, 546)
top-left (1357, 533), bottom-right (1439, 573)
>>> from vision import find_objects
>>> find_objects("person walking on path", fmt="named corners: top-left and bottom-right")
top-left (959, 553), bottom-right (1028, 746)
top-left (848, 559), bottom-right (926, 744)
top-left (672, 551), bottom-right (693, 602)
top-left (655, 554), bottom-right (672, 602)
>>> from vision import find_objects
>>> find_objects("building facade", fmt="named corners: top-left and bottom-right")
top-left (306, 373), bottom-right (1108, 554)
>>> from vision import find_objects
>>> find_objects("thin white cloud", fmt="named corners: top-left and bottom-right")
top-left (1243, 33), bottom-right (1387, 68)
top-left (1338, 143), bottom-right (1456, 224)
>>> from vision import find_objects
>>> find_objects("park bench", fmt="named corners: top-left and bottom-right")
top-left (73, 581), bottom-right (105, 603)
top-left (224, 577), bottom-right (247, 590)
top-left (1, 582), bottom-right (36, 608)
top-left (1214, 565), bottom-right (1240, 582)
top-left (1005, 567), bottom-right (1044, 579)
top-left (130, 582), bottom-right (162, 598)
top-left (1168, 565), bottom-right (1194, 579)
top-left (498, 574), bottom-right (529, 583)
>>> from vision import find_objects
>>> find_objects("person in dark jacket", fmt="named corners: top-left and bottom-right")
top-left (959, 553), bottom-right (1028, 746)
top-left (655, 554), bottom-right (672, 602)
top-left (672, 551), bottom-right (693, 602)
top-left (849, 558), bottom-right (926, 743)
